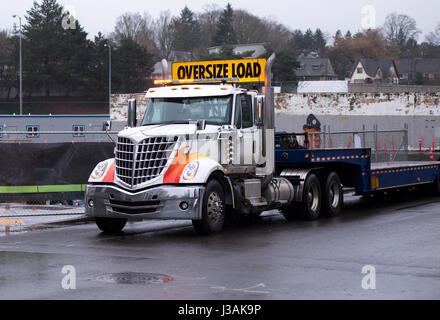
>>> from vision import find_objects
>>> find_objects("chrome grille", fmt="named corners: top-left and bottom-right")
top-left (115, 136), bottom-right (177, 187)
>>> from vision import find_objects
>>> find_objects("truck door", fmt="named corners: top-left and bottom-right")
top-left (235, 94), bottom-right (257, 166)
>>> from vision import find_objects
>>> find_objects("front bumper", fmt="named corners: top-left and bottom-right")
top-left (85, 184), bottom-right (205, 220)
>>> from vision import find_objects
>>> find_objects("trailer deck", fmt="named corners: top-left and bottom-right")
top-left (275, 140), bottom-right (440, 195)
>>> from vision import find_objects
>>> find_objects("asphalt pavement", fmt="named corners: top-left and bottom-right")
top-left (0, 190), bottom-right (439, 300)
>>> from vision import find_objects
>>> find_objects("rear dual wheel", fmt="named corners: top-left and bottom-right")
top-left (430, 174), bottom-right (440, 196)
top-left (322, 172), bottom-right (343, 217)
top-left (282, 173), bottom-right (322, 221)
top-left (282, 171), bottom-right (343, 221)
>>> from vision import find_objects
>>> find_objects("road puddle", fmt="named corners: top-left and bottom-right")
top-left (96, 272), bottom-right (175, 285)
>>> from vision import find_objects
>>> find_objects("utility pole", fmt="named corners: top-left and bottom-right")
top-left (109, 45), bottom-right (111, 116)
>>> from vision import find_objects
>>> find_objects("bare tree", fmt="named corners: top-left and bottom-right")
top-left (198, 4), bottom-right (221, 48)
top-left (232, 9), bottom-right (270, 44)
top-left (262, 18), bottom-right (293, 50)
top-left (382, 13), bottom-right (420, 49)
top-left (427, 23), bottom-right (440, 45)
top-left (154, 10), bottom-right (175, 60)
top-left (112, 12), bottom-right (159, 56)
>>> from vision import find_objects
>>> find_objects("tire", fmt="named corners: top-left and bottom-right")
top-left (430, 174), bottom-right (440, 196)
top-left (283, 173), bottom-right (322, 221)
top-left (281, 202), bottom-right (300, 221)
top-left (192, 179), bottom-right (226, 235)
top-left (322, 172), bottom-right (344, 217)
top-left (95, 217), bottom-right (127, 234)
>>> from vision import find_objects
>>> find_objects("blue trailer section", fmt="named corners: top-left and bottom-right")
top-left (275, 133), bottom-right (440, 196)
top-left (370, 162), bottom-right (440, 192)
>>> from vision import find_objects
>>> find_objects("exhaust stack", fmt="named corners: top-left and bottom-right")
top-left (127, 99), bottom-right (137, 128)
top-left (257, 53), bottom-right (276, 178)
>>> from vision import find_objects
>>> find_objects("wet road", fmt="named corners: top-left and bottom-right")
top-left (0, 190), bottom-right (439, 300)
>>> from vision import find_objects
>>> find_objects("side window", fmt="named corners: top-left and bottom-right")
top-left (73, 125), bottom-right (85, 137)
top-left (241, 95), bottom-right (253, 129)
top-left (234, 97), bottom-right (242, 129)
top-left (0, 125), bottom-right (3, 138)
top-left (26, 125), bottom-right (40, 138)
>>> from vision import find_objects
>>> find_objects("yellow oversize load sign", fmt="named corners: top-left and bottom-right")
top-left (172, 59), bottom-right (266, 83)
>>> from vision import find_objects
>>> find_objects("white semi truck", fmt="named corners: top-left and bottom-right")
top-left (85, 55), bottom-right (440, 235)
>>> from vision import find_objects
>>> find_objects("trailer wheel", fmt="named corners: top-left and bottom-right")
top-left (430, 174), bottom-right (440, 196)
top-left (192, 179), bottom-right (225, 235)
top-left (284, 173), bottom-right (322, 221)
top-left (322, 172), bottom-right (343, 217)
top-left (95, 217), bottom-right (127, 234)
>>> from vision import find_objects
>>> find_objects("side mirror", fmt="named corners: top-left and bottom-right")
top-left (102, 120), bottom-right (111, 131)
top-left (127, 99), bottom-right (137, 128)
top-left (254, 97), bottom-right (264, 127)
top-left (197, 119), bottom-right (206, 131)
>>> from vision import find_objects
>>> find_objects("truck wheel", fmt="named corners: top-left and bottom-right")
top-left (281, 203), bottom-right (300, 221)
top-left (95, 217), bottom-right (127, 234)
top-left (322, 172), bottom-right (343, 217)
top-left (285, 173), bottom-right (321, 221)
top-left (430, 174), bottom-right (440, 196)
top-left (192, 179), bottom-right (225, 235)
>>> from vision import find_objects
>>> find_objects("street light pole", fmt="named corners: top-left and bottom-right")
top-left (109, 45), bottom-right (111, 116)
top-left (13, 15), bottom-right (22, 115)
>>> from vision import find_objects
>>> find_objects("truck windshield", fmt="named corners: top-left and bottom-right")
top-left (142, 95), bottom-right (233, 126)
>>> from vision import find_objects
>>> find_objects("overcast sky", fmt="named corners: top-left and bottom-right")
top-left (2, 0), bottom-right (440, 41)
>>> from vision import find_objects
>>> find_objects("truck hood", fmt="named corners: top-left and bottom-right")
top-left (119, 123), bottom-right (220, 142)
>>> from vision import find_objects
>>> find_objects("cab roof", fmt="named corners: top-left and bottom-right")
top-left (145, 84), bottom-right (246, 99)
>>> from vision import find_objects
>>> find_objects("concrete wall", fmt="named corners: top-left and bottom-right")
top-left (275, 92), bottom-right (440, 150)
top-left (348, 84), bottom-right (440, 93)
top-left (111, 92), bottom-right (440, 150)
top-left (110, 93), bottom-right (147, 121)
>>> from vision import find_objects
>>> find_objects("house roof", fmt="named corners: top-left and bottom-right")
top-left (351, 59), bottom-right (397, 78)
top-left (397, 58), bottom-right (440, 74)
top-left (296, 58), bottom-right (337, 78)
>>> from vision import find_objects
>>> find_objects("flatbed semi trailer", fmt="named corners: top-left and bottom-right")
top-left (275, 133), bottom-right (440, 195)
top-left (273, 132), bottom-right (440, 221)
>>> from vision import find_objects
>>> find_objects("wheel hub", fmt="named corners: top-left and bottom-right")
top-left (207, 192), bottom-right (224, 224)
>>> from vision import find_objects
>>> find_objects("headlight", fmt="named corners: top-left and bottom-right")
top-left (182, 161), bottom-right (199, 180)
top-left (91, 161), bottom-right (109, 180)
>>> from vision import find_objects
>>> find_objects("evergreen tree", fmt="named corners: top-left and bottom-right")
top-left (345, 30), bottom-right (352, 39)
top-left (261, 42), bottom-right (299, 82)
top-left (112, 37), bottom-right (154, 93)
top-left (213, 3), bottom-right (236, 46)
top-left (88, 33), bottom-right (111, 97)
top-left (0, 31), bottom-right (17, 100)
top-left (171, 6), bottom-right (201, 53)
top-left (313, 28), bottom-right (326, 51)
top-left (22, 0), bottom-right (91, 96)
top-left (292, 30), bottom-right (305, 50)
top-left (302, 29), bottom-right (315, 51)
top-left (334, 30), bottom-right (343, 41)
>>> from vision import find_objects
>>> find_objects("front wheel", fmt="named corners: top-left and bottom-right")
top-left (95, 217), bottom-right (127, 234)
top-left (192, 179), bottom-right (225, 235)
